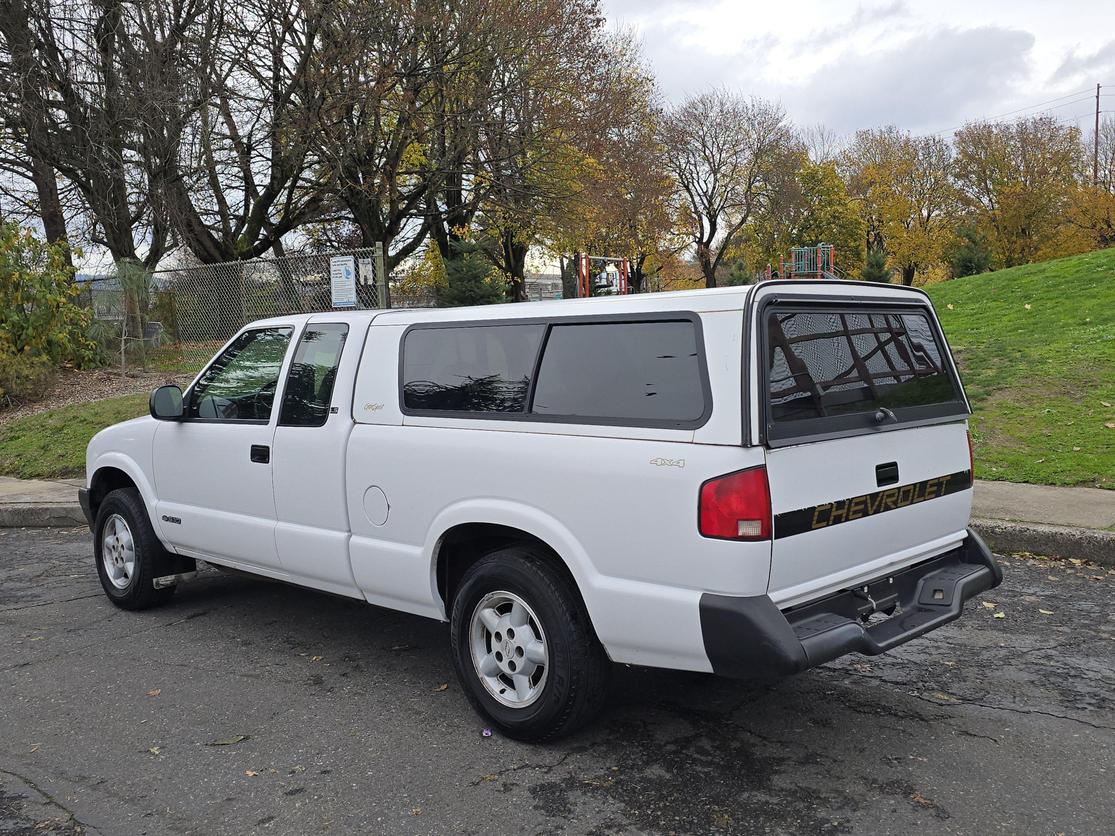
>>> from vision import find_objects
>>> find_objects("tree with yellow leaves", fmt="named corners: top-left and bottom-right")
top-left (746, 152), bottom-right (866, 276)
top-left (952, 116), bottom-right (1085, 268)
top-left (842, 128), bottom-right (957, 285)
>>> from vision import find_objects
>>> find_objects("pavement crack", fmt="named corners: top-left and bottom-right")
top-left (470, 748), bottom-right (582, 785)
top-left (0, 593), bottom-right (103, 613)
top-left (0, 765), bottom-right (102, 835)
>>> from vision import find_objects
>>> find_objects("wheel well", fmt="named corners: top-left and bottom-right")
top-left (435, 523), bottom-right (580, 613)
top-left (89, 467), bottom-right (138, 520)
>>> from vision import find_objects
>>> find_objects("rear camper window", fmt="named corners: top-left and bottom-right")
top-left (763, 306), bottom-right (967, 443)
top-left (532, 321), bottom-right (707, 425)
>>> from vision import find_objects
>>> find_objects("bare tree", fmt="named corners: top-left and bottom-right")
top-left (800, 123), bottom-right (843, 164)
top-left (0, 0), bottom-right (180, 267)
top-left (140, 0), bottom-right (324, 264)
top-left (660, 91), bottom-right (791, 287)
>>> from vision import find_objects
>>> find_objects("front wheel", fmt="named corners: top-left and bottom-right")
top-left (93, 488), bottom-right (176, 610)
top-left (450, 546), bottom-right (611, 741)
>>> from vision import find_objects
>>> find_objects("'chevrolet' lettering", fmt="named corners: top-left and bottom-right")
top-left (776, 470), bottom-right (971, 540)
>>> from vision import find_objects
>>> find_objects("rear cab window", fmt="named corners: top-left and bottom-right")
top-left (762, 303), bottom-right (968, 444)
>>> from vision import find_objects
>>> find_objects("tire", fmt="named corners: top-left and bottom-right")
top-left (450, 546), bottom-right (611, 741)
top-left (93, 488), bottom-right (176, 610)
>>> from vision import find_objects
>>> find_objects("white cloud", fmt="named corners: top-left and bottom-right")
top-left (605, 0), bottom-right (1112, 134)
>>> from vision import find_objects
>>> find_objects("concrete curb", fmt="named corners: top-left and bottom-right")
top-left (0, 504), bottom-right (87, 528)
top-left (971, 517), bottom-right (1115, 568)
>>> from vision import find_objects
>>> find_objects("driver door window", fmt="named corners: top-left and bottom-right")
top-left (188, 327), bottom-right (293, 421)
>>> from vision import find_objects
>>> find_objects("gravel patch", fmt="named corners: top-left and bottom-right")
top-left (0, 366), bottom-right (191, 426)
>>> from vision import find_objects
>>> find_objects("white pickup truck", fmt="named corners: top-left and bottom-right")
top-left (82, 280), bottom-right (1002, 740)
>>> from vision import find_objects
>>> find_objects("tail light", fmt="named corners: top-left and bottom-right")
top-left (966, 430), bottom-right (975, 477)
top-left (699, 466), bottom-right (772, 540)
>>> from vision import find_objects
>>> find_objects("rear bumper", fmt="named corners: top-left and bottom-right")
top-left (699, 528), bottom-right (1002, 678)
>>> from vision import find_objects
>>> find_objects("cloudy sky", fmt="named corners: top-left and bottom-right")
top-left (603, 0), bottom-right (1115, 137)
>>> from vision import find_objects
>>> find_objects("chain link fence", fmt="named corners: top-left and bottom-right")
top-left (79, 247), bottom-right (438, 372)
top-left (77, 248), bottom-right (573, 373)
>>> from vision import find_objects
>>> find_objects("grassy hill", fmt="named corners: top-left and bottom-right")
top-left (928, 247), bottom-right (1115, 489)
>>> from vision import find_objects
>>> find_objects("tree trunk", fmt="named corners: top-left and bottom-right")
top-left (697, 243), bottom-right (717, 288)
top-left (29, 154), bottom-right (70, 263)
top-left (900, 264), bottom-right (916, 286)
top-left (503, 232), bottom-right (528, 302)
top-left (271, 240), bottom-right (304, 313)
top-left (212, 262), bottom-right (246, 340)
top-left (559, 254), bottom-right (578, 299)
top-left (631, 254), bottom-right (648, 293)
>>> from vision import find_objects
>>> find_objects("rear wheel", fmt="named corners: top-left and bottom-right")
top-left (93, 488), bottom-right (176, 610)
top-left (450, 546), bottom-right (610, 741)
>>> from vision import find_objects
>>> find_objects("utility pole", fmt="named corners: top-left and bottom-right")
top-left (1095, 83), bottom-right (1102, 187)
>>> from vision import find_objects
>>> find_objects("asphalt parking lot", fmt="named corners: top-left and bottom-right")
top-left (1, 528), bottom-right (1112, 835)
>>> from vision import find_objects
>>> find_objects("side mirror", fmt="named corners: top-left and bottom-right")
top-left (149, 385), bottom-right (184, 421)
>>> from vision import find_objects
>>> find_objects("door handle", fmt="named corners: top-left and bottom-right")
top-left (250, 444), bottom-right (270, 464)
top-left (875, 461), bottom-right (899, 487)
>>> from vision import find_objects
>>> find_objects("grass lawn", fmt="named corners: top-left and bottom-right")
top-left (927, 247), bottom-right (1115, 489)
top-left (0, 393), bottom-right (148, 480)
top-left (0, 342), bottom-right (221, 480)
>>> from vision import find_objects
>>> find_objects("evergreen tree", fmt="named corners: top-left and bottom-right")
top-left (946, 225), bottom-right (992, 278)
top-left (437, 245), bottom-right (505, 307)
top-left (860, 247), bottom-right (892, 283)
top-left (723, 259), bottom-right (752, 286)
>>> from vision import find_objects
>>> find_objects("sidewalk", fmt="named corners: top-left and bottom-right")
top-left (969, 480), bottom-right (1115, 566)
top-left (1, 474), bottom-right (1113, 565)
top-left (0, 475), bottom-right (86, 528)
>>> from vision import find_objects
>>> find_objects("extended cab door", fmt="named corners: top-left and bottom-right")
top-left (152, 325), bottom-right (295, 570)
top-left (271, 319), bottom-right (365, 597)
top-left (749, 284), bottom-right (974, 608)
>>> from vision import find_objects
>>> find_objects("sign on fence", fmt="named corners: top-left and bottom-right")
top-left (330, 256), bottom-right (357, 307)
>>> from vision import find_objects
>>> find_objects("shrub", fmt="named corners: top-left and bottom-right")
top-left (0, 223), bottom-right (96, 369)
top-left (0, 341), bottom-right (54, 403)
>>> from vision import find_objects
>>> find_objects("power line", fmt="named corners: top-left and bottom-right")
top-left (924, 87), bottom-right (1103, 138)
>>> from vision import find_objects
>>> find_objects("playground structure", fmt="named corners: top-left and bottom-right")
top-left (760, 244), bottom-right (843, 281)
top-left (575, 254), bottom-right (630, 297)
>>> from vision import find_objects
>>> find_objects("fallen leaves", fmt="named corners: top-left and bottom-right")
top-left (147, 746), bottom-right (162, 755)
top-left (1105, 422), bottom-right (1115, 430)
top-left (1038, 608), bottom-right (1054, 615)
top-left (432, 683), bottom-right (449, 692)
top-left (146, 688), bottom-right (161, 698)
top-left (993, 611), bottom-right (1006, 619)
top-left (309, 655), bottom-right (323, 662)
top-left (245, 770), bottom-right (259, 777)
top-left (911, 791), bottom-right (935, 808)
top-left (208, 735), bottom-right (249, 746)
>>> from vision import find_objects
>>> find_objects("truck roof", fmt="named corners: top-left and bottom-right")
top-left (246, 280), bottom-right (930, 329)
